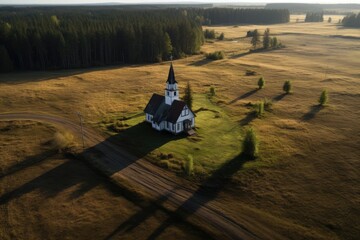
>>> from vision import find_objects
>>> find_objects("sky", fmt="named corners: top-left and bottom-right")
top-left (0, 0), bottom-right (359, 5)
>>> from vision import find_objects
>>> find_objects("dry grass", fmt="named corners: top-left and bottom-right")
top-left (1, 15), bottom-right (360, 239)
top-left (0, 121), bottom-right (209, 240)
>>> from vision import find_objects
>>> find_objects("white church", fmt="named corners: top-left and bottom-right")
top-left (144, 63), bottom-right (195, 134)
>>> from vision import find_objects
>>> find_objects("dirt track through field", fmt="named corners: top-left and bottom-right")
top-left (0, 112), bottom-right (283, 240)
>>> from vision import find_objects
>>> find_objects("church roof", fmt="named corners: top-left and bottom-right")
top-left (144, 95), bottom-right (194, 124)
top-left (166, 63), bottom-right (177, 84)
top-left (167, 100), bottom-right (186, 123)
top-left (144, 93), bottom-right (164, 115)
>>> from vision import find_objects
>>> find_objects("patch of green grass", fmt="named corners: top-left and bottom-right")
top-left (101, 94), bottom-right (243, 174)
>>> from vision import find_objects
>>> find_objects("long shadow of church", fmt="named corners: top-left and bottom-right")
top-left (111, 121), bottom-right (186, 159)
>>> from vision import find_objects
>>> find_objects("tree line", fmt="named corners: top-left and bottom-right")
top-left (0, 7), bottom-right (290, 72)
top-left (305, 12), bottom-right (324, 22)
top-left (342, 13), bottom-right (360, 28)
top-left (0, 8), bottom-right (204, 72)
top-left (194, 8), bottom-right (290, 25)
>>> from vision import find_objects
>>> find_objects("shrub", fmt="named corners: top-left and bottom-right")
top-left (263, 98), bottom-right (273, 111)
top-left (245, 69), bottom-right (256, 76)
top-left (319, 89), bottom-right (328, 106)
top-left (205, 51), bottom-right (225, 60)
top-left (185, 154), bottom-right (194, 176)
top-left (258, 77), bottom-right (265, 89)
top-left (242, 128), bottom-right (258, 159)
top-left (283, 80), bottom-right (292, 94)
top-left (53, 131), bottom-right (75, 152)
top-left (209, 86), bottom-right (216, 96)
top-left (159, 160), bottom-right (170, 168)
top-left (204, 29), bottom-right (216, 39)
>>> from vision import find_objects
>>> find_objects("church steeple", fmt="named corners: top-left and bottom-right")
top-left (165, 63), bottom-right (179, 105)
top-left (166, 63), bottom-right (177, 84)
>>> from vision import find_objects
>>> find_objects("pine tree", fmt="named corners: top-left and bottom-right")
top-left (270, 37), bottom-right (278, 48)
top-left (185, 155), bottom-right (194, 176)
top-left (242, 128), bottom-right (258, 159)
top-left (183, 81), bottom-right (193, 109)
top-left (209, 86), bottom-right (216, 96)
top-left (319, 90), bottom-right (328, 106)
top-left (251, 29), bottom-right (260, 49)
top-left (263, 28), bottom-right (270, 49)
top-left (258, 77), bottom-right (265, 89)
top-left (283, 80), bottom-right (292, 94)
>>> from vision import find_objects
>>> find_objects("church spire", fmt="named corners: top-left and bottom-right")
top-left (166, 63), bottom-right (177, 84)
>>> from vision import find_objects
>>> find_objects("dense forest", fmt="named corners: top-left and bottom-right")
top-left (197, 8), bottom-right (290, 25)
top-left (342, 13), bottom-right (360, 28)
top-left (265, 3), bottom-right (360, 14)
top-left (0, 7), bottom-right (290, 72)
top-left (305, 13), bottom-right (324, 22)
top-left (0, 8), bottom-right (204, 72)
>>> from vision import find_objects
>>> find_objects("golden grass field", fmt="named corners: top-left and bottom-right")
top-left (0, 121), bottom-right (209, 239)
top-left (1, 15), bottom-right (360, 239)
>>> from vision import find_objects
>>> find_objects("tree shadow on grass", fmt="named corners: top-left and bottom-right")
top-left (301, 105), bottom-right (324, 121)
top-left (103, 153), bottom-right (252, 240)
top-left (0, 155), bottom-right (102, 204)
top-left (272, 93), bottom-right (287, 102)
top-left (145, 153), bottom-right (253, 239)
top-left (0, 149), bottom-right (57, 180)
top-left (188, 58), bottom-right (212, 67)
top-left (228, 89), bottom-right (259, 105)
top-left (239, 112), bottom-right (257, 126)
top-left (229, 50), bottom-right (253, 59)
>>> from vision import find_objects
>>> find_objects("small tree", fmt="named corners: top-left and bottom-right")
top-left (258, 77), bottom-right (265, 89)
top-left (251, 29), bottom-right (260, 49)
top-left (263, 28), bottom-right (270, 49)
top-left (183, 81), bottom-right (193, 109)
top-left (209, 86), bottom-right (216, 96)
top-left (242, 128), bottom-right (258, 159)
top-left (271, 37), bottom-right (278, 48)
top-left (283, 80), bottom-right (292, 94)
top-left (319, 89), bottom-right (328, 106)
top-left (256, 101), bottom-right (264, 117)
top-left (185, 154), bottom-right (194, 176)
top-left (218, 32), bottom-right (225, 40)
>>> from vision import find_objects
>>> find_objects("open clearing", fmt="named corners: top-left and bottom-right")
top-left (0, 16), bottom-right (360, 239)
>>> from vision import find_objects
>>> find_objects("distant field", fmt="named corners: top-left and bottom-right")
top-left (1, 15), bottom-right (360, 239)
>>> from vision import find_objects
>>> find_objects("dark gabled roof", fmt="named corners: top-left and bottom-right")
top-left (166, 63), bottom-right (177, 84)
top-left (166, 100), bottom-right (186, 124)
top-left (144, 94), bottom-right (164, 115)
